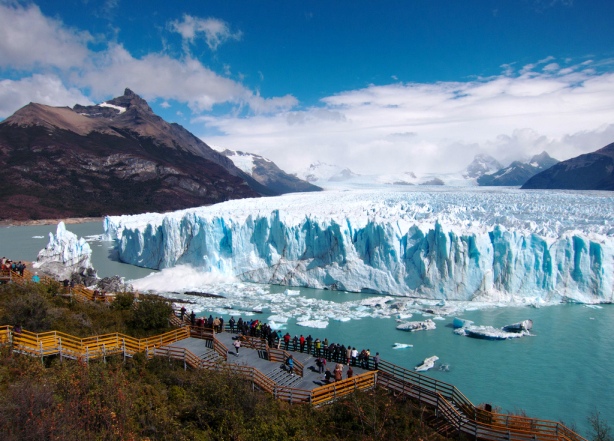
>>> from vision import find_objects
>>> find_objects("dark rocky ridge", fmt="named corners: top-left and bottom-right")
top-left (522, 142), bottom-right (614, 190)
top-left (0, 89), bottom-right (299, 220)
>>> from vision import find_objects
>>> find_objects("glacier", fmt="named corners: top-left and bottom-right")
top-left (104, 188), bottom-right (614, 303)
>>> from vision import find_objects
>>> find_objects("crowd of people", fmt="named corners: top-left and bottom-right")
top-left (1, 257), bottom-right (27, 277)
top-left (179, 309), bottom-right (381, 381)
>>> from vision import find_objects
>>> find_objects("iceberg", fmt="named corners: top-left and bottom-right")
top-left (105, 188), bottom-right (614, 303)
top-left (34, 222), bottom-right (97, 284)
top-left (454, 325), bottom-right (531, 340)
top-left (392, 343), bottom-right (413, 349)
top-left (415, 356), bottom-right (439, 371)
top-left (396, 319), bottom-right (436, 332)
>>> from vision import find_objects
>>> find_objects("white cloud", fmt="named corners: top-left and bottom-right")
top-left (76, 44), bottom-right (296, 114)
top-left (201, 68), bottom-right (614, 175)
top-left (0, 74), bottom-right (92, 118)
top-left (0, 2), bottom-right (92, 70)
top-left (169, 15), bottom-right (241, 52)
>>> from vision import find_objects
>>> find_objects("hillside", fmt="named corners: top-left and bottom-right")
top-left (522, 142), bottom-right (614, 190)
top-left (0, 89), bottom-right (280, 221)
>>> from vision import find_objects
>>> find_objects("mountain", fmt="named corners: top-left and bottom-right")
top-left (477, 151), bottom-right (559, 186)
top-left (0, 89), bottom-right (277, 221)
top-left (215, 148), bottom-right (321, 194)
top-left (522, 142), bottom-right (614, 190)
top-left (295, 161), bottom-right (359, 183)
top-left (463, 154), bottom-right (503, 179)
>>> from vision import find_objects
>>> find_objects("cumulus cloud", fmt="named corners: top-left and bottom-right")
top-left (0, 2), bottom-right (92, 70)
top-left (202, 61), bottom-right (614, 174)
top-left (76, 44), bottom-right (295, 114)
top-left (0, 74), bottom-right (92, 117)
top-left (169, 15), bottom-right (242, 51)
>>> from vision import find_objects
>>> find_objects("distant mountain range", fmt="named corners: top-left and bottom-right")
top-left (476, 151), bottom-right (559, 186)
top-left (0, 89), bottom-right (316, 221)
top-left (522, 142), bottom-right (614, 190)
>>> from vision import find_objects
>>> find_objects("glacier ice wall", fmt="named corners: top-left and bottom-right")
top-left (105, 189), bottom-right (614, 303)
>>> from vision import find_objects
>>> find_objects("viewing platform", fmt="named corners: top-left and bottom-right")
top-left (0, 268), bottom-right (589, 441)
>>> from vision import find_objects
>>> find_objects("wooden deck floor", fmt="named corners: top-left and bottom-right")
top-left (164, 333), bottom-right (373, 391)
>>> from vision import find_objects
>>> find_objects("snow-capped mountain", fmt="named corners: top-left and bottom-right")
top-left (105, 187), bottom-right (614, 304)
top-left (295, 161), bottom-right (359, 183)
top-left (477, 151), bottom-right (559, 186)
top-left (214, 148), bottom-right (321, 194)
top-left (463, 154), bottom-right (503, 179)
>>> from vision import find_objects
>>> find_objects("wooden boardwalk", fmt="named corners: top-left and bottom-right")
top-left (0, 270), bottom-right (589, 441)
top-left (164, 332), bottom-right (372, 391)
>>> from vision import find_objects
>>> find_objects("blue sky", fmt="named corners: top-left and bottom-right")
top-left (1, 0), bottom-right (614, 174)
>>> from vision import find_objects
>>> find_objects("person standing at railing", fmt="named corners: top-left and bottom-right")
top-left (314, 338), bottom-right (321, 356)
top-left (229, 316), bottom-right (235, 333)
top-left (283, 332), bottom-right (290, 350)
top-left (190, 311), bottom-right (196, 326)
top-left (299, 335), bottom-right (305, 353)
top-left (373, 352), bottom-right (380, 370)
top-left (180, 306), bottom-right (186, 320)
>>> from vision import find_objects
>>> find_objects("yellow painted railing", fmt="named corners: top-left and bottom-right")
top-left (3, 325), bottom-right (189, 361)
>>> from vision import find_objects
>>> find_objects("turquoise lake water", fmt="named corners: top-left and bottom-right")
top-left (1, 221), bottom-right (612, 436)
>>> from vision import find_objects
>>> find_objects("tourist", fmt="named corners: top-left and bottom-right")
top-left (324, 368), bottom-right (332, 384)
top-left (292, 335), bottom-right (299, 351)
top-left (365, 349), bottom-right (371, 369)
top-left (373, 352), bottom-right (380, 370)
top-left (334, 363), bottom-right (343, 382)
top-left (229, 316), bottom-right (236, 333)
top-left (351, 347), bottom-right (358, 366)
top-left (346, 345), bottom-right (352, 364)
top-left (306, 335), bottom-right (313, 354)
top-left (286, 355), bottom-right (294, 375)
top-left (31, 272), bottom-right (40, 283)
top-left (299, 334), bottom-right (305, 352)
top-left (233, 339), bottom-right (240, 356)
top-left (190, 311), bottom-right (196, 326)
top-left (347, 365), bottom-right (354, 378)
top-left (314, 338), bottom-right (321, 357)
top-left (283, 332), bottom-right (291, 350)
top-left (180, 306), bottom-right (186, 320)
top-left (316, 356), bottom-right (326, 374)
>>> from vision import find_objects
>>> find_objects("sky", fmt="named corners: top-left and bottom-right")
top-left (1, 0), bottom-right (614, 175)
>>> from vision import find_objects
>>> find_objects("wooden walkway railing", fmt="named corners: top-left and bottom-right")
top-left (0, 295), bottom-right (589, 441)
top-left (1, 325), bottom-right (189, 362)
top-left (376, 359), bottom-right (587, 441)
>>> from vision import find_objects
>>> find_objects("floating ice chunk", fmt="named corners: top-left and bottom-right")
top-left (396, 319), bottom-right (436, 332)
top-left (284, 289), bottom-right (300, 296)
top-left (454, 325), bottom-right (529, 340)
top-left (452, 317), bottom-right (474, 328)
top-left (32, 235), bottom-right (45, 239)
top-left (392, 343), bottom-right (413, 349)
top-left (415, 356), bottom-right (438, 371)
top-left (296, 319), bottom-right (329, 328)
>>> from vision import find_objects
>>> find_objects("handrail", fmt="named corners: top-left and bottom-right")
top-left (5, 325), bottom-right (189, 361)
top-left (310, 371), bottom-right (377, 406)
top-left (376, 358), bottom-right (587, 441)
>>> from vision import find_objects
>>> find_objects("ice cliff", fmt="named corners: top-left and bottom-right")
top-left (104, 188), bottom-right (614, 303)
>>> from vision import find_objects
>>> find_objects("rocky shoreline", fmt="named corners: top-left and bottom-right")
top-left (0, 217), bottom-right (104, 227)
